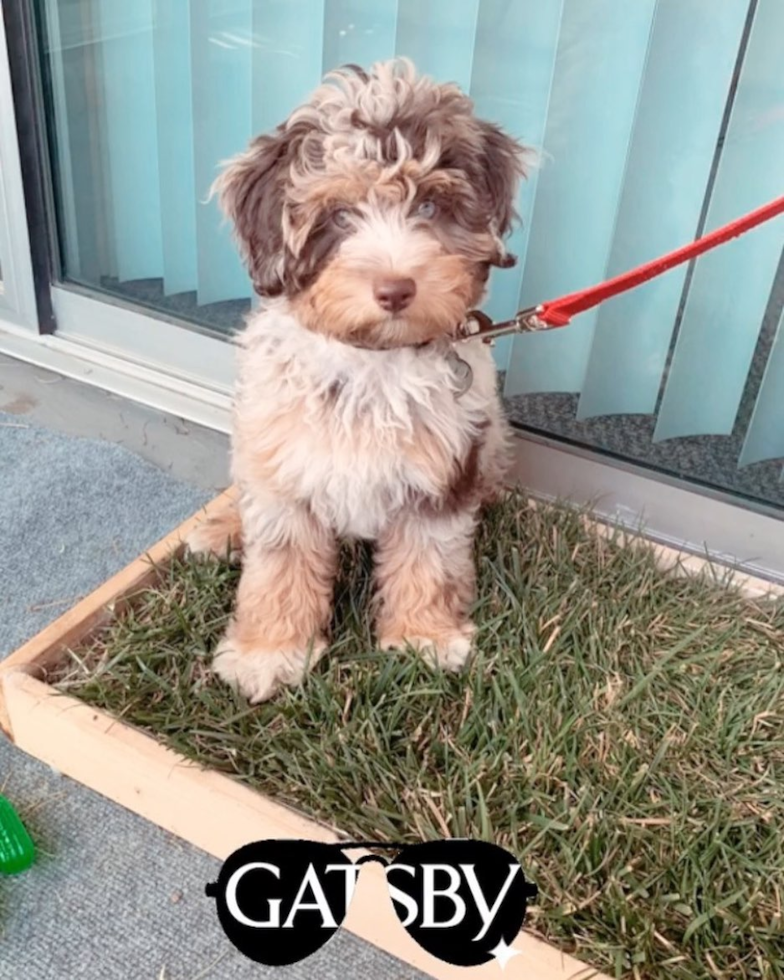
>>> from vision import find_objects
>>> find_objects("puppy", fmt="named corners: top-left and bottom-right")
top-left (188, 59), bottom-right (529, 703)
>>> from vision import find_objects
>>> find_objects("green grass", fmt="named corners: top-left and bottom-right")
top-left (54, 494), bottom-right (784, 980)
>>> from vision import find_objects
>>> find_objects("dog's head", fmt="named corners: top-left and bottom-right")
top-left (216, 59), bottom-right (530, 349)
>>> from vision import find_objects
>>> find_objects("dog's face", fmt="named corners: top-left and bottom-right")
top-left (216, 60), bottom-right (529, 349)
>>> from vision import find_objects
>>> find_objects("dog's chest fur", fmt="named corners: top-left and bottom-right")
top-left (233, 309), bottom-right (499, 539)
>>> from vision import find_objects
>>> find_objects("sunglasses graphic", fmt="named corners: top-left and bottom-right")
top-left (206, 838), bottom-right (536, 969)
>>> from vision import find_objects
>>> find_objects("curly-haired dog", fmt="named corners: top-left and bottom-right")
top-left (188, 59), bottom-right (530, 703)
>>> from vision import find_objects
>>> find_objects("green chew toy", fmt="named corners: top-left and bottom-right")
top-left (0, 793), bottom-right (35, 875)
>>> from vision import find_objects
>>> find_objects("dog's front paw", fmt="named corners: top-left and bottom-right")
top-left (211, 635), bottom-right (327, 704)
top-left (379, 624), bottom-right (475, 673)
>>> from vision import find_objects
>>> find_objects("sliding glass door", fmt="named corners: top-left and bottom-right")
top-left (27, 0), bottom-right (784, 519)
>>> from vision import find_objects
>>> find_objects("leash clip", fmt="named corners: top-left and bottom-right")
top-left (513, 306), bottom-right (550, 333)
top-left (458, 306), bottom-right (548, 344)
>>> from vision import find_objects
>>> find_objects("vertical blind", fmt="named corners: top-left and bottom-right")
top-left (44, 0), bottom-right (784, 469)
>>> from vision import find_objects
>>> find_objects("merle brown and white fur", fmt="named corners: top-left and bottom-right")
top-left (188, 59), bottom-right (530, 703)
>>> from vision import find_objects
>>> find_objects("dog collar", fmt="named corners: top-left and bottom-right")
top-left (344, 338), bottom-right (432, 352)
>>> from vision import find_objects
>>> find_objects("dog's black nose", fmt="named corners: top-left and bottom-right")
top-left (374, 278), bottom-right (417, 314)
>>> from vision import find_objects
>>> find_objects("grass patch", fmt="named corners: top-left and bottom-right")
top-left (55, 494), bottom-right (784, 980)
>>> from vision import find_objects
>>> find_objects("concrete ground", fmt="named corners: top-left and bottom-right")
top-left (0, 355), bottom-right (424, 980)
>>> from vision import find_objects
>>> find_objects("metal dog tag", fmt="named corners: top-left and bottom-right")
top-left (445, 348), bottom-right (474, 398)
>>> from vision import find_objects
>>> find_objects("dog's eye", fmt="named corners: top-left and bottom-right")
top-left (416, 200), bottom-right (438, 220)
top-left (332, 208), bottom-right (353, 229)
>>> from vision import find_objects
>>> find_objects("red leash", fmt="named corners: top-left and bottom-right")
top-left (462, 193), bottom-right (784, 340)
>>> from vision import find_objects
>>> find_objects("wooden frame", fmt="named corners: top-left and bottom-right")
top-left (5, 492), bottom-right (778, 979)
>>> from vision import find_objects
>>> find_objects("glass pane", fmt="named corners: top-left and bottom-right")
top-left (37, 0), bottom-right (253, 334)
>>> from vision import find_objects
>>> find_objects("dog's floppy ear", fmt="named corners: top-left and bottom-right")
top-left (213, 128), bottom-right (292, 297)
top-left (477, 122), bottom-right (531, 268)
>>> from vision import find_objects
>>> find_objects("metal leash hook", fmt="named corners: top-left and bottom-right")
top-left (456, 306), bottom-right (550, 344)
